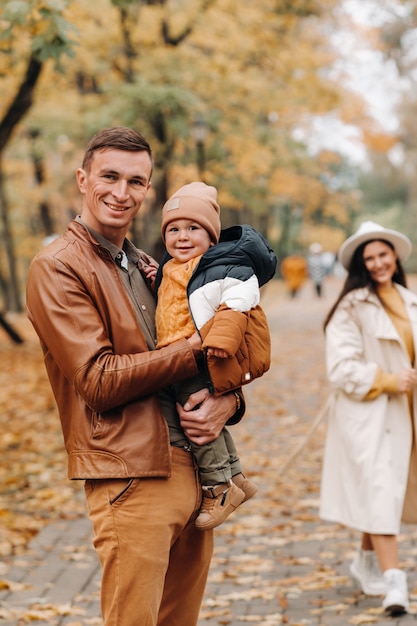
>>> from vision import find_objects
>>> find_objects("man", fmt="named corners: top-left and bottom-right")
top-left (26, 127), bottom-right (245, 626)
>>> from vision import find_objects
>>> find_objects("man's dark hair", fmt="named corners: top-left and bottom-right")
top-left (82, 127), bottom-right (153, 173)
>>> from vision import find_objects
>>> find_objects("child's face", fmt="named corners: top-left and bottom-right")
top-left (164, 218), bottom-right (213, 263)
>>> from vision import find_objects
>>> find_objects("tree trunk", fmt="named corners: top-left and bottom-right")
top-left (0, 53), bottom-right (43, 311)
top-left (0, 165), bottom-right (21, 311)
top-left (28, 129), bottom-right (55, 236)
top-left (0, 54), bottom-right (43, 151)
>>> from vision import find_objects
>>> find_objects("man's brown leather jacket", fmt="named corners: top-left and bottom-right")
top-left (26, 221), bottom-right (200, 480)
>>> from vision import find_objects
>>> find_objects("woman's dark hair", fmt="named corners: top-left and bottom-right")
top-left (323, 238), bottom-right (407, 330)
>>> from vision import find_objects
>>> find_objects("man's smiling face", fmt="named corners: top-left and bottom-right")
top-left (77, 147), bottom-right (152, 247)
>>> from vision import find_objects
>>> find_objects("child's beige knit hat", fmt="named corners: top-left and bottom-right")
top-left (161, 182), bottom-right (221, 243)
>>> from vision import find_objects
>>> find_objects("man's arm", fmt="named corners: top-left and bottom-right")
top-left (27, 253), bottom-right (200, 413)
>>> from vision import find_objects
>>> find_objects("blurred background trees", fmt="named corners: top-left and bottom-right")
top-left (0, 0), bottom-right (416, 311)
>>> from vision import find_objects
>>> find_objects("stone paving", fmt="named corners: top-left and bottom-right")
top-left (1, 276), bottom-right (417, 625)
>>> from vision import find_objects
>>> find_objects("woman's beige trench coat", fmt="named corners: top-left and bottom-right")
top-left (320, 284), bottom-right (417, 534)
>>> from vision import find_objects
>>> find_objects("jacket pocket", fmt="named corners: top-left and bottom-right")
top-left (90, 410), bottom-right (113, 439)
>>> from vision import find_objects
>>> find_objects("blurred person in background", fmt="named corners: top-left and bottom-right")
top-left (307, 242), bottom-right (328, 297)
top-left (280, 253), bottom-right (308, 298)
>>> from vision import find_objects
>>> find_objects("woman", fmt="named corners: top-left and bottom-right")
top-left (319, 221), bottom-right (417, 615)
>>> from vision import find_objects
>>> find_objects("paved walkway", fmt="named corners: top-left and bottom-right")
top-left (1, 277), bottom-right (417, 625)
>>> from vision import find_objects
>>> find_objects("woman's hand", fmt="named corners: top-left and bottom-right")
top-left (177, 388), bottom-right (235, 445)
top-left (397, 368), bottom-right (417, 392)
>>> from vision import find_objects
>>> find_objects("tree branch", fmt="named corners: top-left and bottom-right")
top-left (0, 311), bottom-right (24, 344)
top-left (161, 20), bottom-right (192, 46)
top-left (0, 53), bottom-right (43, 153)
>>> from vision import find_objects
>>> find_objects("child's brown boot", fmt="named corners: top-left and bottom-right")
top-left (232, 473), bottom-right (258, 503)
top-left (195, 481), bottom-right (245, 530)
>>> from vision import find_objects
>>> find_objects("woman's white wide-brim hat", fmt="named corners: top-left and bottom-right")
top-left (338, 221), bottom-right (412, 270)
